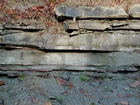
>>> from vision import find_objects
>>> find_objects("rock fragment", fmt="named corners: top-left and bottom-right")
top-left (78, 20), bottom-right (110, 30)
top-left (63, 20), bottom-right (79, 30)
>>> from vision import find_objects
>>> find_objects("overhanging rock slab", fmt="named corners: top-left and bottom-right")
top-left (0, 31), bottom-right (140, 51)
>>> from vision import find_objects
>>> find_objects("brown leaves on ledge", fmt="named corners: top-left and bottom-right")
top-left (0, 0), bottom-right (65, 24)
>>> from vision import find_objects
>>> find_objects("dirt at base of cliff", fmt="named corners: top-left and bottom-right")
top-left (0, 71), bottom-right (140, 105)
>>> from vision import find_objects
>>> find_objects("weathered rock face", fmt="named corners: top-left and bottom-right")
top-left (0, 24), bottom-right (3, 30)
top-left (0, 49), bottom-right (139, 72)
top-left (128, 4), bottom-right (140, 18)
top-left (78, 20), bottom-right (110, 30)
top-left (54, 5), bottom-right (128, 19)
top-left (0, 4), bottom-right (140, 72)
top-left (63, 20), bottom-right (79, 30)
top-left (4, 22), bottom-right (45, 30)
top-left (63, 19), bottom-right (140, 31)
top-left (55, 4), bottom-right (140, 19)
top-left (0, 31), bottom-right (140, 51)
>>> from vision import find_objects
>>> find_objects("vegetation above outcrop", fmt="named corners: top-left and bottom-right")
top-left (0, 0), bottom-right (65, 26)
top-left (0, 0), bottom-right (139, 25)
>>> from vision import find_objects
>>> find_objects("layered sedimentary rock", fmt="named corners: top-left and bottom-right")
top-left (54, 5), bottom-right (128, 19)
top-left (0, 49), bottom-right (139, 72)
top-left (1, 4), bottom-right (140, 72)
top-left (55, 4), bottom-right (140, 19)
top-left (0, 31), bottom-right (140, 51)
top-left (63, 20), bottom-right (140, 31)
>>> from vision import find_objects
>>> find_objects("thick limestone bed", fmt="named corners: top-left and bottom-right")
top-left (0, 49), bottom-right (139, 72)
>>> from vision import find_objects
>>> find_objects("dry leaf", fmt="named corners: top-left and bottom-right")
top-left (129, 81), bottom-right (140, 88)
top-left (43, 102), bottom-right (52, 105)
top-left (0, 80), bottom-right (5, 86)
top-left (56, 78), bottom-right (67, 86)
top-left (67, 82), bottom-right (73, 90)
top-left (32, 98), bottom-right (38, 103)
top-left (117, 101), bottom-right (129, 105)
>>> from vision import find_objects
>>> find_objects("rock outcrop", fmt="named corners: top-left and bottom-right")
top-left (1, 4), bottom-right (140, 72)
top-left (0, 49), bottom-right (139, 72)
top-left (0, 31), bottom-right (140, 51)
top-left (54, 5), bottom-right (128, 19)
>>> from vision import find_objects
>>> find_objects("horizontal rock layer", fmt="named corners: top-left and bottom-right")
top-left (54, 5), bottom-right (128, 19)
top-left (0, 49), bottom-right (139, 72)
top-left (0, 4), bottom-right (140, 73)
top-left (63, 20), bottom-right (140, 31)
top-left (0, 31), bottom-right (140, 52)
top-left (55, 4), bottom-right (140, 19)
top-left (4, 23), bottom-right (45, 30)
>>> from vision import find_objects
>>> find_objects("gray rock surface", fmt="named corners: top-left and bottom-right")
top-left (4, 22), bottom-right (45, 30)
top-left (0, 24), bottom-right (3, 33)
top-left (110, 20), bottom-right (140, 30)
top-left (63, 19), bottom-right (140, 31)
top-left (0, 65), bottom-right (138, 73)
top-left (54, 5), bottom-right (128, 19)
top-left (63, 20), bottom-right (79, 30)
top-left (0, 24), bottom-right (3, 30)
top-left (112, 21), bottom-right (128, 27)
top-left (0, 31), bottom-right (140, 51)
top-left (128, 4), bottom-right (140, 18)
top-left (55, 4), bottom-right (140, 19)
top-left (78, 20), bottom-right (110, 30)
top-left (0, 49), bottom-right (139, 72)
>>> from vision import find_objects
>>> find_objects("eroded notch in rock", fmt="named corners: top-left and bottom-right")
top-left (3, 21), bottom-right (45, 32)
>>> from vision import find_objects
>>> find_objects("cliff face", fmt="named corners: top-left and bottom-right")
top-left (0, 1), bottom-right (140, 105)
top-left (0, 1), bottom-right (140, 72)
